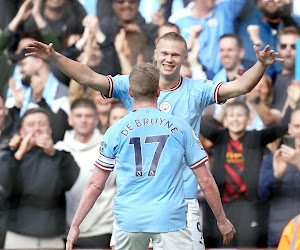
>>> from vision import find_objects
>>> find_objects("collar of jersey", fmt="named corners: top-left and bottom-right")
top-left (160, 76), bottom-right (183, 92)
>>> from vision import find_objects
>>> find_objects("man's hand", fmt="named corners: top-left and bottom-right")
top-left (35, 134), bottom-right (55, 156)
top-left (151, 8), bottom-right (165, 26)
top-left (66, 225), bottom-right (80, 250)
top-left (31, 0), bottom-right (47, 29)
top-left (254, 44), bottom-right (284, 66)
top-left (14, 133), bottom-right (33, 160)
top-left (25, 41), bottom-right (55, 61)
top-left (8, 134), bottom-right (22, 150)
top-left (273, 148), bottom-right (289, 179)
top-left (217, 218), bottom-right (236, 245)
top-left (9, 77), bottom-right (24, 109)
top-left (8, 0), bottom-right (33, 31)
top-left (280, 144), bottom-right (300, 170)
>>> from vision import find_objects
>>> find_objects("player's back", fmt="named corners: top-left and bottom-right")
top-left (99, 107), bottom-right (201, 233)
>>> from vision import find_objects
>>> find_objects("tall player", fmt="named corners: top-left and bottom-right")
top-left (65, 63), bottom-right (235, 250)
top-left (26, 32), bottom-right (282, 249)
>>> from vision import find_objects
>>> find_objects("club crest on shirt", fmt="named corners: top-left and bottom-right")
top-left (159, 101), bottom-right (171, 113)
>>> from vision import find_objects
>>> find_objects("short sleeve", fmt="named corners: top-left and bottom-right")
top-left (181, 120), bottom-right (208, 169)
top-left (191, 79), bottom-right (224, 109)
top-left (94, 126), bottom-right (118, 172)
top-left (102, 75), bottom-right (133, 112)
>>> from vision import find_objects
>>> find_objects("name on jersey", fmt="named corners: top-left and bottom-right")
top-left (121, 118), bottom-right (179, 136)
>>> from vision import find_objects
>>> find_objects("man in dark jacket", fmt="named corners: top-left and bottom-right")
top-left (98, 0), bottom-right (158, 75)
top-left (0, 107), bottom-right (79, 248)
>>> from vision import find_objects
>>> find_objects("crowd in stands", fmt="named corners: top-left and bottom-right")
top-left (0, 0), bottom-right (300, 249)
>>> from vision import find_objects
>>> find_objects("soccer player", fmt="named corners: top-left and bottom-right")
top-left (26, 32), bottom-right (282, 249)
top-left (65, 63), bottom-right (235, 250)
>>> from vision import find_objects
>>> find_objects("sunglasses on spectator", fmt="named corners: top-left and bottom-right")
top-left (279, 43), bottom-right (296, 50)
top-left (261, 0), bottom-right (281, 2)
top-left (115, 0), bottom-right (138, 4)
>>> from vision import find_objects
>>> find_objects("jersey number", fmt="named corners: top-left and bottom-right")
top-left (129, 135), bottom-right (170, 177)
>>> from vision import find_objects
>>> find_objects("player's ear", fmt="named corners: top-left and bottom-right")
top-left (156, 87), bottom-right (161, 97)
top-left (68, 115), bottom-right (73, 127)
top-left (128, 87), bottom-right (133, 98)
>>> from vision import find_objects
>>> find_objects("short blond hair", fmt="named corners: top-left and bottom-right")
top-left (129, 63), bottom-right (160, 101)
top-left (156, 32), bottom-right (187, 50)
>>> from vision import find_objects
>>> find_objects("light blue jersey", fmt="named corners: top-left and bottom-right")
top-left (104, 75), bottom-right (223, 198)
top-left (95, 108), bottom-right (208, 232)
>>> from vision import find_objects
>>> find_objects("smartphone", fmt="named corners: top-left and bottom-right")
top-left (295, 38), bottom-right (300, 81)
top-left (282, 135), bottom-right (295, 148)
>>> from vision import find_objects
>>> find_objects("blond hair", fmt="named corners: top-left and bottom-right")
top-left (129, 63), bottom-right (160, 101)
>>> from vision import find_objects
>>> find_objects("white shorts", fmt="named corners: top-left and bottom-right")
top-left (110, 198), bottom-right (204, 250)
top-left (4, 230), bottom-right (65, 249)
top-left (112, 222), bottom-right (192, 250)
top-left (186, 198), bottom-right (205, 250)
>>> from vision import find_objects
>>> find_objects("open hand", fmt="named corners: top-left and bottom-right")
top-left (25, 41), bottom-right (55, 61)
top-left (254, 45), bottom-right (284, 66)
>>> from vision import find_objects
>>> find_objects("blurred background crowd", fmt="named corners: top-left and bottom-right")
top-left (0, 0), bottom-right (300, 249)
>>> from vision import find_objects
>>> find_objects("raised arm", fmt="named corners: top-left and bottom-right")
top-left (25, 41), bottom-right (110, 95)
top-left (192, 165), bottom-right (236, 245)
top-left (66, 167), bottom-right (110, 250)
top-left (218, 45), bottom-right (283, 103)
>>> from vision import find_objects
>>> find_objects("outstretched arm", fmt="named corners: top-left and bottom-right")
top-left (192, 165), bottom-right (236, 245)
top-left (218, 45), bottom-right (283, 103)
top-left (66, 167), bottom-right (110, 250)
top-left (25, 41), bottom-right (110, 95)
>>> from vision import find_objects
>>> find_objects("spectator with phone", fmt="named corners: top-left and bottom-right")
top-left (258, 94), bottom-right (300, 247)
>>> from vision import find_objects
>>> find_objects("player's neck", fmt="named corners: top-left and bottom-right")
top-left (133, 100), bottom-right (158, 110)
top-left (159, 75), bottom-right (181, 90)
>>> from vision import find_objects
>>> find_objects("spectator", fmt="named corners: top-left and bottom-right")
top-left (5, 52), bottom-right (70, 142)
top-left (243, 74), bottom-right (277, 130)
top-left (22, 0), bottom-right (87, 51)
top-left (277, 214), bottom-right (300, 250)
top-left (0, 108), bottom-right (79, 249)
top-left (212, 33), bottom-right (253, 120)
top-left (236, 0), bottom-right (300, 71)
top-left (114, 28), bottom-right (147, 75)
top-left (108, 102), bottom-right (127, 126)
top-left (169, 0), bottom-right (247, 74)
top-left (259, 102), bottom-right (300, 247)
top-left (0, 0), bottom-right (60, 97)
top-left (98, 0), bottom-right (158, 75)
top-left (55, 98), bottom-right (117, 248)
top-left (272, 26), bottom-right (300, 112)
top-left (200, 99), bottom-right (294, 247)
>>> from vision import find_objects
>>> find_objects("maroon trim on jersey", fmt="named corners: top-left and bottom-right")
top-left (94, 161), bottom-right (114, 172)
top-left (161, 76), bottom-right (183, 92)
top-left (101, 76), bottom-right (114, 99)
top-left (190, 156), bottom-right (208, 169)
top-left (214, 81), bottom-right (224, 104)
